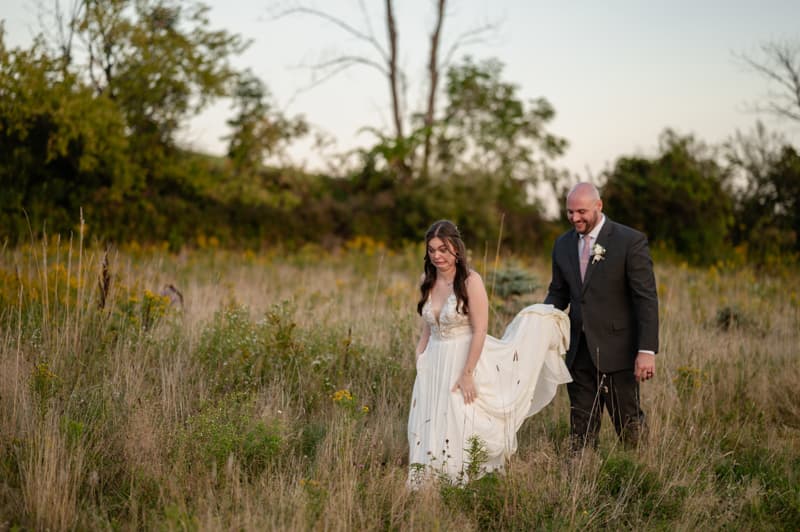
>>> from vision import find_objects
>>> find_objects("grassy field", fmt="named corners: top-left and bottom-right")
top-left (1, 235), bottom-right (798, 530)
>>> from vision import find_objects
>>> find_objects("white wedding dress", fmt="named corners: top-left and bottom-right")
top-left (407, 294), bottom-right (572, 485)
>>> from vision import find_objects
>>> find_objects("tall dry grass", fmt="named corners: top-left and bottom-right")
top-left (0, 236), bottom-right (798, 530)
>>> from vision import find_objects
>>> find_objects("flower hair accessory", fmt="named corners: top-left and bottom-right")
top-left (591, 243), bottom-right (606, 264)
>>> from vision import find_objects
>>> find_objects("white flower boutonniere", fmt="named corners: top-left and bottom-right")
top-left (591, 243), bottom-right (606, 264)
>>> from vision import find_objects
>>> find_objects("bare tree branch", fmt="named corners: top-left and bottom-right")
top-left (385, 0), bottom-right (403, 141)
top-left (357, 0), bottom-right (378, 46)
top-left (744, 46), bottom-right (798, 96)
top-left (271, 1), bottom-right (408, 161)
top-left (765, 101), bottom-right (800, 122)
top-left (55, 0), bottom-right (83, 67)
top-left (273, 6), bottom-right (388, 63)
top-left (76, 1), bottom-right (122, 97)
top-left (741, 40), bottom-right (800, 124)
top-left (441, 22), bottom-right (497, 69)
top-left (271, 1), bottom-right (499, 180)
top-left (309, 55), bottom-right (388, 77)
top-left (282, 55), bottom-right (386, 111)
top-left (421, 0), bottom-right (446, 178)
top-left (34, 0), bottom-right (85, 71)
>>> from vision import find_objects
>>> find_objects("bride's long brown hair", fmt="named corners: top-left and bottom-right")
top-left (417, 220), bottom-right (470, 316)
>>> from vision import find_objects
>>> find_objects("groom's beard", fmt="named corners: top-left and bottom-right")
top-left (573, 212), bottom-right (601, 235)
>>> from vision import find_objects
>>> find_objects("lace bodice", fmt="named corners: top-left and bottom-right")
top-left (422, 292), bottom-right (472, 340)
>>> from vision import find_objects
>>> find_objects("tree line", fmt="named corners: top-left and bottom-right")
top-left (1, 1), bottom-right (798, 265)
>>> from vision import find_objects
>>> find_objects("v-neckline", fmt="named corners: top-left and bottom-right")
top-left (430, 292), bottom-right (455, 326)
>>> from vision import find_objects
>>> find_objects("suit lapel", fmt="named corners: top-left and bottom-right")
top-left (567, 230), bottom-right (581, 287)
top-left (581, 219), bottom-right (614, 294)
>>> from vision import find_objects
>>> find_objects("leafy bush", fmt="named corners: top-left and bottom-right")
top-left (602, 130), bottom-right (733, 264)
top-left (714, 305), bottom-right (753, 331)
top-left (178, 393), bottom-right (283, 476)
top-left (488, 266), bottom-right (540, 299)
top-left (195, 302), bottom-right (296, 394)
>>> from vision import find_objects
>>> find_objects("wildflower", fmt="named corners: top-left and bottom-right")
top-left (331, 389), bottom-right (353, 403)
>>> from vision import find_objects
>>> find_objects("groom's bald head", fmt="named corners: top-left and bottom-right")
top-left (566, 182), bottom-right (603, 235)
top-left (568, 182), bottom-right (601, 201)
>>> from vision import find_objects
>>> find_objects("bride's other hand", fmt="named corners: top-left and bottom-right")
top-left (452, 373), bottom-right (477, 404)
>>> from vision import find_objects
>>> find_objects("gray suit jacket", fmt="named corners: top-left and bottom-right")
top-left (544, 218), bottom-right (659, 373)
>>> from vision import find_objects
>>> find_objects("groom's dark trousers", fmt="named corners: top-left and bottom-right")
top-left (568, 332), bottom-right (645, 449)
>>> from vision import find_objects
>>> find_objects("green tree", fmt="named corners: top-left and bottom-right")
top-left (76, 0), bottom-right (247, 171)
top-left (601, 130), bottom-right (733, 264)
top-left (430, 56), bottom-right (567, 181)
top-left (352, 56), bottom-right (565, 250)
top-left (225, 70), bottom-right (308, 179)
top-left (0, 28), bottom-right (130, 239)
top-left (0, 2), bottom-right (277, 244)
top-left (726, 123), bottom-right (800, 259)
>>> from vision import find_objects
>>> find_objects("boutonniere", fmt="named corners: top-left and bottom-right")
top-left (591, 243), bottom-right (606, 264)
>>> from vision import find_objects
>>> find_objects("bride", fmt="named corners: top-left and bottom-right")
top-left (407, 220), bottom-right (572, 486)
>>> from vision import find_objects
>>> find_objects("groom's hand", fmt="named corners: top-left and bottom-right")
top-left (635, 352), bottom-right (656, 382)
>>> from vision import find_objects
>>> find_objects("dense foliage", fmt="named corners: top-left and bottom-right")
top-left (601, 131), bottom-right (733, 264)
top-left (0, 15), bottom-right (564, 254)
top-left (725, 123), bottom-right (800, 261)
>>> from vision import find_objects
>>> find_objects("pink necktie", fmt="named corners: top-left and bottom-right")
top-left (580, 235), bottom-right (591, 281)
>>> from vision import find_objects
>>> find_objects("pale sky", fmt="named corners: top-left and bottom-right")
top-left (3, 0), bottom-right (800, 181)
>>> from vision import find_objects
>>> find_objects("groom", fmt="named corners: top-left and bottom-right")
top-left (544, 183), bottom-right (659, 450)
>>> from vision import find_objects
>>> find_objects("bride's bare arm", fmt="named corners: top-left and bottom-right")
top-left (451, 271), bottom-right (489, 404)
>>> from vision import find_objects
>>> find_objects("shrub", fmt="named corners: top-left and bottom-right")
top-left (602, 130), bottom-right (733, 264)
top-left (178, 393), bottom-right (284, 477)
top-left (714, 305), bottom-right (753, 331)
top-left (488, 266), bottom-right (540, 299)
